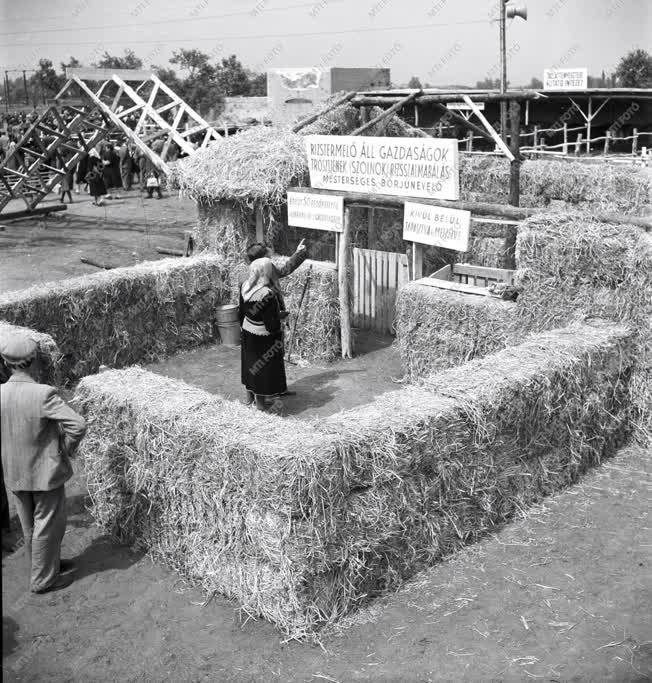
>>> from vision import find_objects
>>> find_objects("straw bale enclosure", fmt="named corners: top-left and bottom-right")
top-left (74, 320), bottom-right (635, 638)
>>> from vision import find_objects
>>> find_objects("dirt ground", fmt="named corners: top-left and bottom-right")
top-left (0, 191), bottom-right (196, 293)
top-left (146, 331), bottom-right (404, 419)
top-left (1, 192), bottom-right (651, 681)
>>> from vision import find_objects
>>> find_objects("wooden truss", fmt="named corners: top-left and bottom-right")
top-left (1, 69), bottom-right (221, 213)
top-left (0, 103), bottom-right (113, 212)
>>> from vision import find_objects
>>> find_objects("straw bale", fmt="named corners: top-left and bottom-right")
top-left (170, 126), bottom-right (309, 209)
top-left (0, 256), bottom-right (231, 385)
top-left (75, 321), bottom-right (633, 637)
top-left (0, 321), bottom-right (63, 385)
top-left (515, 214), bottom-right (652, 441)
top-left (460, 156), bottom-right (651, 214)
top-left (395, 281), bottom-right (520, 380)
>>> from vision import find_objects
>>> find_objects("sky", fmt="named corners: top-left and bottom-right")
top-left (0, 0), bottom-right (650, 87)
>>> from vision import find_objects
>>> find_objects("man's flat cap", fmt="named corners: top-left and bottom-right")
top-left (0, 331), bottom-right (38, 364)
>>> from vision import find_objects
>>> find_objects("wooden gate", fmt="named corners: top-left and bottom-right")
top-left (352, 247), bottom-right (410, 334)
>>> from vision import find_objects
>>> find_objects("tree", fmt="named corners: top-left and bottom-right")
top-left (170, 49), bottom-right (213, 78)
top-left (34, 59), bottom-right (65, 99)
top-left (407, 76), bottom-right (422, 89)
top-left (60, 56), bottom-right (82, 75)
top-left (247, 72), bottom-right (267, 96)
top-left (529, 77), bottom-right (543, 89)
top-left (615, 48), bottom-right (652, 87)
top-left (215, 55), bottom-right (251, 96)
top-left (94, 49), bottom-right (143, 70)
top-left (475, 77), bottom-right (501, 89)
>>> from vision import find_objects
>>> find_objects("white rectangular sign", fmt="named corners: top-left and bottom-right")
top-left (287, 191), bottom-right (344, 232)
top-left (447, 101), bottom-right (485, 111)
top-left (305, 135), bottom-right (460, 201)
top-left (543, 68), bottom-right (588, 90)
top-left (403, 202), bottom-right (471, 252)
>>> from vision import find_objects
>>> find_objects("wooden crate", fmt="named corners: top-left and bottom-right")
top-left (414, 263), bottom-right (515, 297)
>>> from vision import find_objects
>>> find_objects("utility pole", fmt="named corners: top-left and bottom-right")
top-left (22, 70), bottom-right (29, 105)
top-left (499, 0), bottom-right (507, 142)
top-left (4, 71), bottom-right (10, 113)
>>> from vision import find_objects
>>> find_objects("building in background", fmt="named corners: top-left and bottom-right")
top-left (267, 67), bottom-right (391, 126)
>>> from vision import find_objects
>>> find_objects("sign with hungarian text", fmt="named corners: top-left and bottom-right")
top-left (543, 68), bottom-right (588, 90)
top-left (287, 191), bottom-right (343, 232)
top-left (403, 202), bottom-right (470, 252)
top-left (305, 135), bottom-right (460, 201)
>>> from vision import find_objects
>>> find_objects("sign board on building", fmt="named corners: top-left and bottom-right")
top-left (543, 68), bottom-right (588, 90)
top-left (305, 135), bottom-right (460, 201)
top-left (287, 191), bottom-right (344, 232)
top-left (447, 101), bottom-right (485, 111)
top-left (403, 202), bottom-right (471, 252)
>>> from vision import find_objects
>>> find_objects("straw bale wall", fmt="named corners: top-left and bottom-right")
top-left (460, 156), bottom-right (651, 214)
top-left (395, 283), bottom-right (521, 381)
top-left (515, 215), bottom-right (652, 441)
top-left (0, 256), bottom-right (232, 385)
top-left (0, 321), bottom-right (63, 386)
top-left (75, 320), bottom-right (633, 637)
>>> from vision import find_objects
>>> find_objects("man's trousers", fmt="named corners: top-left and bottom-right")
top-left (12, 486), bottom-right (66, 592)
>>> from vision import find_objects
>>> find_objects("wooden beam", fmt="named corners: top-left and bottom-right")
top-left (431, 101), bottom-right (494, 143)
top-left (352, 92), bottom-right (541, 106)
top-left (351, 91), bottom-right (421, 136)
top-left (462, 95), bottom-right (515, 161)
top-left (287, 186), bottom-right (652, 230)
top-left (292, 91), bottom-right (357, 132)
top-left (0, 204), bottom-right (67, 220)
top-left (339, 206), bottom-right (353, 358)
top-left (72, 76), bottom-right (170, 176)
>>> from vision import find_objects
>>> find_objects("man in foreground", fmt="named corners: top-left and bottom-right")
top-left (0, 332), bottom-right (86, 593)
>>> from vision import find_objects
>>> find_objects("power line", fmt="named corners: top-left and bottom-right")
top-left (0, 19), bottom-right (490, 49)
top-left (0, 0), bottom-right (349, 36)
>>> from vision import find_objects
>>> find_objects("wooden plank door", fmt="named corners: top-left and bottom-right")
top-left (352, 247), bottom-right (409, 334)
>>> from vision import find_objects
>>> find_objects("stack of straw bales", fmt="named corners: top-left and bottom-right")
top-left (515, 214), bottom-right (652, 441)
top-left (0, 256), bottom-right (231, 385)
top-left (460, 156), bottom-right (651, 214)
top-left (395, 283), bottom-right (520, 381)
top-left (76, 320), bottom-right (633, 637)
top-left (0, 321), bottom-right (62, 385)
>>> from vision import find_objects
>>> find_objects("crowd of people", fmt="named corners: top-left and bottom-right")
top-left (1, 104), bottom-right (206, 205)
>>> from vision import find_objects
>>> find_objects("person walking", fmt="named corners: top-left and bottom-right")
top-left (58, 154), bottom-right (75, 203)
top-left (145, 170), bottom-right (163, 199)
top-left (0, 331), bottom-right (86, 593)
top-left (75, 150), bottom-right (89, 194)
top-left (239, 258), bottom-right (288, 411)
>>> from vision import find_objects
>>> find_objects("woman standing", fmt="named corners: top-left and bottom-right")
top-left (239, 258), bottom-right (288, 411)
top-left (86, 148), bottom-right (107, 206)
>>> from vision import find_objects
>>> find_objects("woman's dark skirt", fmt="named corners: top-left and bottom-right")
top-left (241, 330), bottom-right (287, 397)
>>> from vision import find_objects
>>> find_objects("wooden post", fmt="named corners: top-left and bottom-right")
top-left (603, 129), bottom-right (611, 156)
top-left (632, 128), bottom-right (638, 155)
top-left (533, 125), bottom-right (539, 150)
top-left (506, 100), bottom-right (521, 270)
top-left (563, 122), bottom-right (568, 154)
top-left (414, 103), bottom-right (419, 127)
top-left (466, 131), bottom-right (473, 152)
top-left (223, 122), bottom-right (228, 138)
top-left (360, 106), bottom-right (369, 125)
top-left (367, 207), bottom-right (376, 249)
top-left (255, 204), bottom-right (264, 243)
top-left (334, 232), bottom-right (340, 269)
top-left (575, 133), bottom-right (583, 155)
top-left (183, 230), bottom-right (194, 256)
top-left (411, 242), bottom-right (423, 280)
top-left (339, 206), bottom-right (353, 358)
top-left (586, 96), bottom-right (592, 154)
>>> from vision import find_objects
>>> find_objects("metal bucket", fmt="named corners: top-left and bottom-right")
top-left (216, 304), bottom-right (240, 346)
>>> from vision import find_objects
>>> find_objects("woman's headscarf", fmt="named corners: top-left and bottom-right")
top-left (242, 257), bottom-right (275, 302)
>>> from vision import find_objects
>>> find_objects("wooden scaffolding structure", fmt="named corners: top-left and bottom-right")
top-left (1, 68), bottom-right (221, 213)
